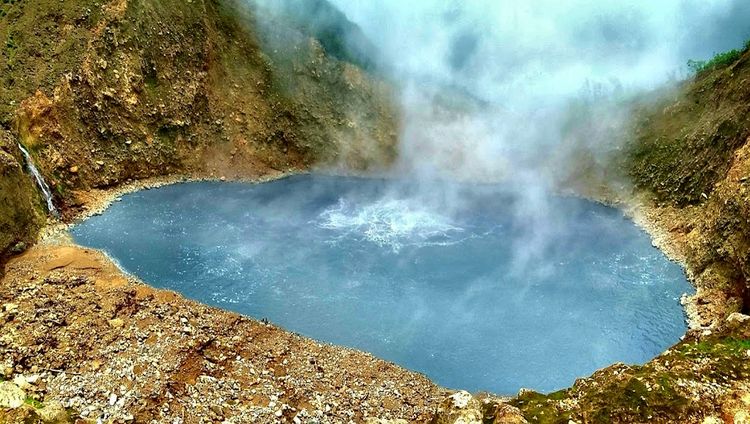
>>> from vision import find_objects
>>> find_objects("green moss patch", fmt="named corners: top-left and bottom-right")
top-left (24, 396), bottom-right (44, 409)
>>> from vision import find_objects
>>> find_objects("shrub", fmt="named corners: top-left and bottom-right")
top-left (688, 41), bottom-right (748, 75)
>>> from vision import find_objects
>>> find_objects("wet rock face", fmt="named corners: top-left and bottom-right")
top-left (0, 129), bottom-right (43, 269)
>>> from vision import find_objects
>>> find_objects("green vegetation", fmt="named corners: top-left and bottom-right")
top-left (587, 374), bottom-right (689, 423)
top-left (4, 34), bottom-right (17, 50)
top-left (0, 0), bottom-right (104, 125)
top-left (500, 334), bottom-right (750, 423)
top-left (679, 338), bottom-right (750, 356)
top-left (0, 0), bottom-right (19, 18)
top-left (24, 396), bottom-right (44, 409)
top-left (509, 389), bottom-right (575, 424)
top-left (627, 43), bottom-right (750, 206)
top-left (687, 40), bottom-right (749, 75)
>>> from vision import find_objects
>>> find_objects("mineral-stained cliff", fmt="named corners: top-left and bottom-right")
top-left (0, 0), bottom-right (398, 265)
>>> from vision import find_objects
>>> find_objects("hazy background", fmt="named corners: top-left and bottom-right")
top-left (246, 0), bottom-right (750, 270)
top-left (326, 0), bottom-right (750, 184)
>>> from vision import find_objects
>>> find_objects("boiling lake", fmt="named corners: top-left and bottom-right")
top-left (71, 175), bottom-right (692, 394)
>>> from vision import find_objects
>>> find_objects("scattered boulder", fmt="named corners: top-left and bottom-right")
top-left (486, 403), bottom-right (528, 424)
top-left (727, 312), bottom-right (750, 324)
top-left (12, 375), bottom-right (31, 390)
top-left (209, 404), bottom-right (224, 417)
top-left (734, 410), bottom-right (750, 424)
top-left (0, 381), bottom-right (26, 409)
top-left (35, 400), bottom-right (71, 423)
top-left (2, 361), bottom-right (13, 378)
top-left (108, 318), bottom-right (125, 328)
top-left (432, 391), bottom-right (483, 424)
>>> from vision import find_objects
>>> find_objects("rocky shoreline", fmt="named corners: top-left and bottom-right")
top-left (624, 197), bottom-right (701, 330)
top-left (0, 173), bottom-right (726, 423)
top-left (0, 244), bottom-right (450, 423)
top-left (625, 194), bottom-right (747, 334)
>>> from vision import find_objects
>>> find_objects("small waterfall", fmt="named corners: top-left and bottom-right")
top-left (17, 143), bottom-right (59, 217)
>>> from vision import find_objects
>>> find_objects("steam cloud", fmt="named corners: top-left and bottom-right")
top-left (246, 0), bottom-right (749, 271)
top-left (328, 0), bottom-right (750, 184)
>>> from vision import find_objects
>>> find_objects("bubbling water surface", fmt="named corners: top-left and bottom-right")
top-left (71, 175), bottom-right (692, 394)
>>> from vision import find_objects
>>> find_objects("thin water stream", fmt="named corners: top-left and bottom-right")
top-left (17, 143), bottom-right (58, 217)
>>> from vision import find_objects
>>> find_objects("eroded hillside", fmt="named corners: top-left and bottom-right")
top-left (0, 0), bottom-right (398, 264)
top-left (628, 48), bottom-right (750, 328)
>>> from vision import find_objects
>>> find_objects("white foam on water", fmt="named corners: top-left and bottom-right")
top-left (317, 198), bottom-right (464, 252)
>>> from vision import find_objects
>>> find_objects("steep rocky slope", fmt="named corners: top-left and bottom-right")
top-left (0, 0), bottom-right (397, 265)
top-left (0, 129), bottom-right (43, 263)
top-left (628, 48), bottom-right (750, 329)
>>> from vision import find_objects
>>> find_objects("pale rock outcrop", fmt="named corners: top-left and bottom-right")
top-left (0, 380), bottom-right (25, 409)
top-left (432, 391), bottom-right (483, 424)
top-left (727, 312), bottom-right (750, 324)
top-left (36, 400), bottom-right (71, 423)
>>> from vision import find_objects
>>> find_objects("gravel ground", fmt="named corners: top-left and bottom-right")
top-left (0, 245), bottom-right (450, 423)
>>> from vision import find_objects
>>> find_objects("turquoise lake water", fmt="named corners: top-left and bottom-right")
top-left (71, 175), bottom-right (692, 394)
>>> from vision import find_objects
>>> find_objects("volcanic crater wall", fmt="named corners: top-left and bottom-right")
top-left (0, 0), bottom-right (398, 265)
top-left (627, 48), bottom-right (750, 325)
